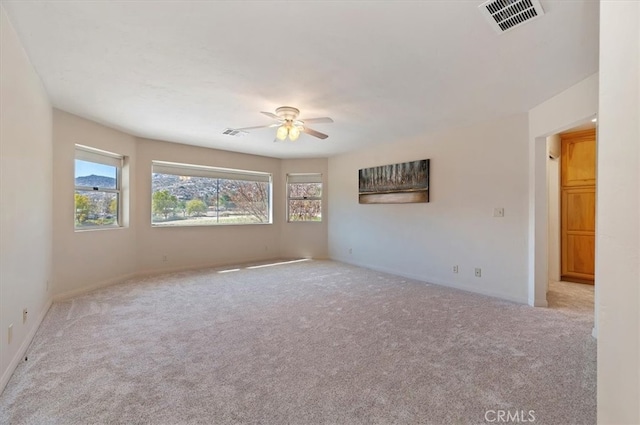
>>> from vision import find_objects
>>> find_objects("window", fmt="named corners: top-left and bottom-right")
top-left (151, 161), bottom-right (272, 226)
top-left (287, 173), bottom-right (322, 222)
top-left (74, 145), bottom-right (123, 230)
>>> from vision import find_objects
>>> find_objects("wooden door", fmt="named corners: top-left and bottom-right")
top-left (561, 129), bottom-right (596, 284)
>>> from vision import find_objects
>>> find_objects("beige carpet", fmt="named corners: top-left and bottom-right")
top-left (0, 260), bottom-right (595, 424)
top-left (547, 280), bottom-right (594, 316)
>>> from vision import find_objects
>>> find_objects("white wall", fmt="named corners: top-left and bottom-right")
top-left (596, 1), bottom-right (640, 423)
top-left (528, 74), bottom-right (598, 306)
top-left (280, 158), bottom-right (329, 259)
top-left (134, 138), bottom-right (284, 274)
top-left (546, 135), bottom-right (561, 286)
top-left (52, 110), bottom-right (138, 299)
top-left (328, 113), bottom-right (530, 303)
top-left (49, 110), bottom-right (329, 296)
top-left (0, 7), bottom-right (53, 390)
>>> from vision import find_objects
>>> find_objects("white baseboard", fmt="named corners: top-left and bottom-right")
top-left (54, 255), bottom-right (286, 302)
top-left (0, 297), bottom-right (52, 395)
top-left (533, 298), bottom-right (549, 307)
top-left (333, 256), bottom-right (529, 305)
top-left (135, 255), bottom-right (284, 280)
top-left (53, 272), bottom-right (139, 302)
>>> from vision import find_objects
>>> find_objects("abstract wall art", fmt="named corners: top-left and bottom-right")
top-left (358, 159), bottom-right (430, 204)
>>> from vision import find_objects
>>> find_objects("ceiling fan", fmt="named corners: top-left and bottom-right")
top-left (232, 106), bottom-right (333, 141)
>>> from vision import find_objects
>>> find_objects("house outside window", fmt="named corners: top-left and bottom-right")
top-left (74, 145), bottom-right (123, 230)
top-left (151, 161), bottom-right (272, 226)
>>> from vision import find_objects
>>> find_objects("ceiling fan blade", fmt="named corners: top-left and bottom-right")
top-left (234, 123), bottom-right (280, 131)
top-left (301, 126), bottom-right (329, 139)
top-left (300, 117), bottom-right (334, 124)
top-left (261, 111), bottom-right (281, 120)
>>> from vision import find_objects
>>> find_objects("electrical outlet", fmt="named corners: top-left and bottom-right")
top-left (493, 208), bottom-right (505, 218)
top-left (348, 248), bottom-right (352, 255)
top-left (23, 308), bottom-right (28, 324)
top-left (46, 280), bottom-right (49, 291)
top-left (162, 255), bottom-right (168, 262)
top-left (8, 324), bottom-right (13, 344)
top-left (453, 265), bottom-right (459, 273)
top-left (475, 268), bottom-right (482, 277)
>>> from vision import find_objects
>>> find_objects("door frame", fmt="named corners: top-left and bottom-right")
top-left (529, 115), bottom-right (597, 308)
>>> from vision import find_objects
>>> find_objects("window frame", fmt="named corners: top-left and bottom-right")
top-left (151, 160), bottom-right (273, 227)
top-left (286, 173), bottom-right (323, 223)
top-left (74, 144), bottom-right (123, 230)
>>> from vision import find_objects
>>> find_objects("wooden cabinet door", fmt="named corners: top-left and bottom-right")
top-left (561, 129), bottom-right (596, 284)
top-left (562, 132), bottom-right (596, 187)
top-left (561, 187), bottom-right (596, 281)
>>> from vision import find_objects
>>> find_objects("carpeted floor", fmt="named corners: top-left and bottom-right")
top-left (0, 260), bottom-right (596, 424)
top-left (547, 279), bottom-right (594, 316)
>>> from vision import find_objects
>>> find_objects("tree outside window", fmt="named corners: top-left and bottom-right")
top-left (287, 174), bottom-right (322, 222)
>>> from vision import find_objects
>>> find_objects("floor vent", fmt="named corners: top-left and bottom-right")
top-left (479, 0), bottom-right (545, 34)
top-left (222, 128), bottom-right (247, 137)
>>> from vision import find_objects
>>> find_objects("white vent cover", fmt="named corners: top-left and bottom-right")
top-left (479, 0), bottom-right (545, 34)
top-left (222, 128), bottom-right (247, 137)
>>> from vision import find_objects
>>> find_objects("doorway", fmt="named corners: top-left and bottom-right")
top-left (545, 125), bottom-right (596, 313)
top-left (560, 129), bottom-right (596, 284)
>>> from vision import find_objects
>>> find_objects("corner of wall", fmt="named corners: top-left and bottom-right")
top-left (279, 158), bottom-right (329, 259)
top-left (527, 74), bottom-right (598, 306)
top-left (0, 299), bottom-right (52, 393)
top-left (0, 6), bottom-right (53, 394)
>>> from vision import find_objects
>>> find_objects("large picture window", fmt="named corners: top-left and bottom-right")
top-left (75, 145), bottom-right (123, 230)
top-left (287, 173), bottom-right (322, 222)
top-left (152, 161), bottom-right (272, 226)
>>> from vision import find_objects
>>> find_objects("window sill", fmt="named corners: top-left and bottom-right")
top-left (286, 220), bottom-right (323, 224)
top-left (151, 222), bottom-right (273, 228)
top-left (74, 225), bottom-right (127, 233)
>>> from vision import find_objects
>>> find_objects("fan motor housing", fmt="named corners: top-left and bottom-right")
top-left (275, 106), bottom-right (300, 121)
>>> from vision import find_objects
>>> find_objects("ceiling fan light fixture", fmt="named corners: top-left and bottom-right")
top-left (276, 125), bottom-right (289, 140)
top-left (233, 106), bottom-right (332, 142)
top-left (288, 125), bottom-right (301, 141)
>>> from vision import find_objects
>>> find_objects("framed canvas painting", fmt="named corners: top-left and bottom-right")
top-left (358, 159), bottom-right (429, 204)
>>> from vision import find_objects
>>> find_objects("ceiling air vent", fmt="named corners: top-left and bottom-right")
top-left (222, 128), bottom-right (247, 137)
top-left (479, 0), bottom-right (545, 34)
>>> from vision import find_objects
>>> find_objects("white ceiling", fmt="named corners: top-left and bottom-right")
top-left (2, 1), bottom-right (599, 159)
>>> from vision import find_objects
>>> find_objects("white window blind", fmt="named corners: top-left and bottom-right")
top-left (75, 144), bottom-right (123, 168)
top-left (287, 173), bottom-right (322, 184)
top-left (152, 161), bottom-right (271, 183)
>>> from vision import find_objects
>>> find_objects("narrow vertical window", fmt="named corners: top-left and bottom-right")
top-left (74, 145), bottom-right (123, 229)
top-left (287, 173), bottom-right (322, 222)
